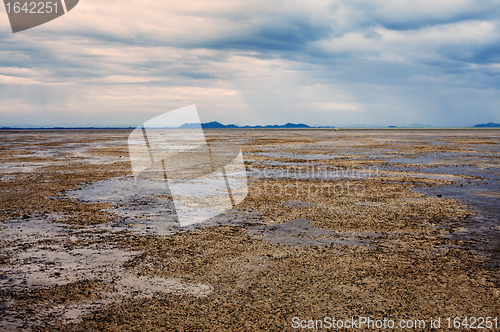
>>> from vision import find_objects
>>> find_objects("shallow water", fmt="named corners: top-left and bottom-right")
top-left (60, 130), bottom-right (500, 262)
top-left (247, 218), bottom-right (374, 247)
top-left (376, 151), bottom-right (500, 265)
top-left (1, 129), bottom-right (499, 329)
top-left (412, 168), bottom-right (500, 266)
top-left (0, 215), bottom-right (213, 329)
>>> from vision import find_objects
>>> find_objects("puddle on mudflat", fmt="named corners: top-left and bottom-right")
top-left (0, 158), bottom-right (121, 175)
top-left (248, 151), bottom-right (340, 161)
top-left (400, 198), bottom-right (426, 202)
top-left (378, 171), bottom-right (459, 181)
top-left (355, 202), bottom-right (386, 206)
top-left (0, 218), bottom-right (213, 295)
top-left (251, 160), bottom-right (322, 167)
top-left (1, 245), bottom-right (135, 292)
top-left (354, 138), bottom-right (500, 267)
top-left (247, 219), bottom-right (375, 247)
top-left (1, 269), bottom-right (212, 329)
top-left (0, 132), bottom-right (126, 176)
top-left (66, 175), bottom-right (179, 235)
top-left (387, 152), bottom-right (500, 167)
top-left (284, 200), bottom-right (318, 208)
top-left (414, 176), bottom-right (500, 266)
top-left (66, 175), bottom-right (255, 235)
top-left (1, 129), bottom-right (498, 329)
top-left (247, 166), bottom-right (380, 181)
top-left (0, 217), bottom-right (68, 243)
top-left (383, 162), bottom-right (500, 266)
top-left (0, 216), bottom-right (213, 330)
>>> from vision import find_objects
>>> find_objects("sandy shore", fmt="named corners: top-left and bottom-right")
top-left (0, 129), bottom-right (498, 331)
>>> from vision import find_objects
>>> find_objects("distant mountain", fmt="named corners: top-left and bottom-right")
top-left (474, 122), bottom-right (500, 128)
top-left (387, 124), bottom-right (432, 128)
top-left (179, 122), bottom-right (312, 129)
top-left (0, 123), bottom-right (311, 130)
top-left (178, 123), bottom-right (202, 129)
top-left (240, 122), bottom-right (310, 129)
top-left (201, 121), bottom-right (239, 129)
top-left (407, 123), bottom-right (432, 128)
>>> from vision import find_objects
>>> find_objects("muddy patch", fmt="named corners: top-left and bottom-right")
top-left (247, 219), bottom-right (374, 247)
top-left (0, 216), bottom-right (213, 330)
top-left (0, 129), bottom-right (499, 331)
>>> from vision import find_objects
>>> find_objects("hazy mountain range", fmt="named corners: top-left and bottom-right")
top-left (1, 122), bottom-right (499, 129)
top-left (473, 122), bottom-right (500, 128)
top-left (179, 121), bottom-right (311, 129)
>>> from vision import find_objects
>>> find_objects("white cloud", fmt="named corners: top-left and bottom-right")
top-left (0, 0), bottom-right (499, 127)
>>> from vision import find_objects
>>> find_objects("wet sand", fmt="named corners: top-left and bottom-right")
top-left (0, 129), bottom-right (499, 331)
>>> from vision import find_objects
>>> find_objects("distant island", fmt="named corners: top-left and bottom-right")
top-left (2, 122), bottom-right (498, 130)
top-left (473, 122), bottom-right (500, 128)
top-left (180, 121), bottom-right (311, 129)
top-left (0, 123), bottom-right (313, 130)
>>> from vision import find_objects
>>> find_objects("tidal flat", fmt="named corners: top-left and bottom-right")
top-left (0, 129), bottom-right (499, 331)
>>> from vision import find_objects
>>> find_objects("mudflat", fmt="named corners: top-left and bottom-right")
top-left (0, 129), bottom-right (499, 331)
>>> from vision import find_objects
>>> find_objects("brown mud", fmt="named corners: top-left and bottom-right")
top-left (0, 129), bottom-right (498, 331)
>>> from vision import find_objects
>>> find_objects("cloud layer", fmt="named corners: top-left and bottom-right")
top-left (0, 0), bottom-right (499, 126)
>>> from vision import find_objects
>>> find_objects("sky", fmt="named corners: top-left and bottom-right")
top-left (0, 0), bottom-right (499, 127)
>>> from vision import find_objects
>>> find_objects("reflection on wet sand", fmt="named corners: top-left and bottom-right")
top-left (0, 129), bottom-right (498, 331)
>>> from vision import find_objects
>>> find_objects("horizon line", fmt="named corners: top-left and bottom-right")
top-left (0, 121), bottom-right (498, 130)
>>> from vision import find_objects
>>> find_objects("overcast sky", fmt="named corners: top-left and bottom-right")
top-left (0, 0), bottom-right (499, 127)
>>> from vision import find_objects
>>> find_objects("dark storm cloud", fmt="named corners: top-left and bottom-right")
top-left (0, 0), bottom-right (499, 127)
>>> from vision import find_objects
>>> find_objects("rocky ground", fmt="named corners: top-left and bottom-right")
top-left (0, 129), bottom-right (499, 331)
